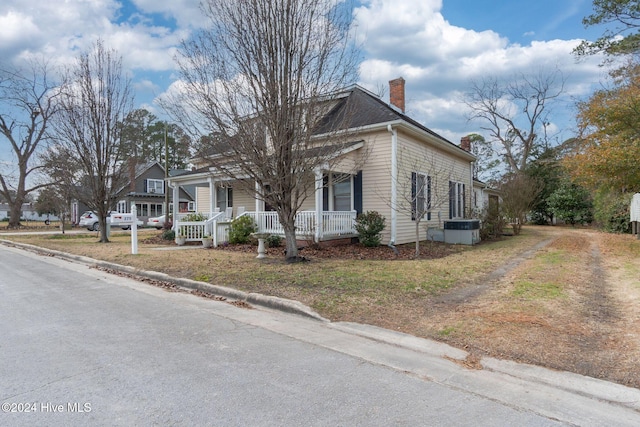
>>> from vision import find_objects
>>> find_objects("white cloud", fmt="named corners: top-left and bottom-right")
top-left (0, 0), bottom-right (607, 148)
top-left (354, 0), bottom-right (604, 143)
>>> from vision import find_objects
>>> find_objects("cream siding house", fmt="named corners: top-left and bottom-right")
top-left (168, 78), bottom-right (476, 245)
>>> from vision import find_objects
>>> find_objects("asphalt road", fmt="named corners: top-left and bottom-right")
top-left (0, 243), bottom-right (638, 426)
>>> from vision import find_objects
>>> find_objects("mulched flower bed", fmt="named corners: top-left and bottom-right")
top-left (141, 233), bottom-right (463, 260)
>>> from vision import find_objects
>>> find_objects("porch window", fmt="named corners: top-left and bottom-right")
top-left (411, 172), bottom-right (431, 221)
top-left (216, 187), bottom-right (233, 212)
top-left (116, 200), bottom-right (127, 213)
top-left (332, 173), bottom-right (352, 211)
top-left (449, 181), bottom-right (466, 219)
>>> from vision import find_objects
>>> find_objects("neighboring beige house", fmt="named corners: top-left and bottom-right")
top-left (472, 179), bottom-right (500, 216)
top-left (167, 78), bottom-right (476, 245)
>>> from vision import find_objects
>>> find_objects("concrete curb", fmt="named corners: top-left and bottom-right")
top-left (0, 239), bottom-right (328, 322)
top-left (332, 321), bottom-right (640, 413)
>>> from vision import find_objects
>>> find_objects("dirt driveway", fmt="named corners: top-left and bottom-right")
top-left (396, 227), bottom-right (640, 388)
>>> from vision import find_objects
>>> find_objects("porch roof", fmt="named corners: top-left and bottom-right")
top-left (167, 140), bottom-right (364, 186)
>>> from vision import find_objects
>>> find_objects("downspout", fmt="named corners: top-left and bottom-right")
top-left (170, 182), bottom-right (179, 231)
top-left (469, 162), bottom-right (474, 217)
top-left (387, 124), bottom-right (398, 248)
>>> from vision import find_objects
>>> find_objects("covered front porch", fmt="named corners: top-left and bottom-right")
top-left (174, 210), bottom-right (357, 246)
top-left (167, 167), bottom-right (361, 246)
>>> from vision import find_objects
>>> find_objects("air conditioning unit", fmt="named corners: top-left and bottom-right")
top-left (444, 220), bottom-right (481, 245)
top-left (149, 188), bottom-right (156, 193)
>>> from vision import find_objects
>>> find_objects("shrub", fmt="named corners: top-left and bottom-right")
top-left (182, 212), bottom-right (206, 222)
top-left (355, 211), bottom-right (386, 247)
top-left (228, 215), bottom-right (257, 244)
top-left (479, 202), bottom-right (505, 240)
top-left (266, 234), bottom-right (282, 248)
top-left (593, 190), bottom-right (631, 233)
top-left (162, 229), bottom-right (175, 241)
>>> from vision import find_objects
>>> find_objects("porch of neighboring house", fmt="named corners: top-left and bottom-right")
top-left (168, 169), bottom-right (360, 247)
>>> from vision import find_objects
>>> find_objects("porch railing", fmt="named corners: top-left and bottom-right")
top-left (175, 211), bottom-right (226, 242)
top-left (174, 210), bottom-right (357, 246)
top-left (243, 210), bottom-right (357, 239)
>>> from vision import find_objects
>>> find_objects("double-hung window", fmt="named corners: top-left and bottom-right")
top-left (332, 173), bottom-right (352, 211)
top-left (449, 181), bottom-right (466, 219)
top-left (411, 172), bottom-right (431, 221)
top-left (146, 179), bottom-right (164, 194)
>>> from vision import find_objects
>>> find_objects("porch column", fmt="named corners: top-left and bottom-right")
top-left (314, 168), bottom-right (323, 242)
top-left (171, 183), bottom-right (179, 230)
top-left (208, 177), bottom-right (215, 215)
top-left (255, 180), bottom-right (261, 212)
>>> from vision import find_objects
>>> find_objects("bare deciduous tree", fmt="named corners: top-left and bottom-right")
top-left (163, 0), bottom-right (359, 261)
top-left (464, 70), bottom-right (565, 175)
top-left (0, 60), bottom-right (62, 228)
top-left (499, 173), bottom-right (542, 235)
top-left (52, 40), bottom-right (134, 242)
top-left (38, 145), bottom-right (84, 233)
top-left (387, 149), bottom-right (468, 258)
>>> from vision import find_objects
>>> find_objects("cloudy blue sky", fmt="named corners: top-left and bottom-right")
top-left (1, 0), bottom-right (608, 165)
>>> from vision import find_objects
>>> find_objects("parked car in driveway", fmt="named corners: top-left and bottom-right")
top-left (146, 214), bottom-right (168, 229)
top-left (78, 211), bottom-right (102, 231)
top-left (78, 211), bottom-right (143, 231)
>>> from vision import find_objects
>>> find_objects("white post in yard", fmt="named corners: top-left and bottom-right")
top-left (314, 168), bottom-right (323, 242)
top-left (172, 183), bottom-right (179, 229)
top-left (131, 204), bottom-right (138, 254)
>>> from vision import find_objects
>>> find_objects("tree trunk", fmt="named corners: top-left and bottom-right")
top-left (282, 217), bottom-right (299, 261)
top-left (8, 197), bottom-right (24, 228)
top-left (98, 217), bottom-right (109, 243)
top-left (414, 219), bottom-right (421, 258)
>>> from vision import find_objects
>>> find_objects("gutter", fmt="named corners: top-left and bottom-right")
top-left (387, 124), bottom-right (397, 245)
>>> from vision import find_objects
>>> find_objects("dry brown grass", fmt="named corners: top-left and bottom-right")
top-left (2, 226), bottom-right (639, 388)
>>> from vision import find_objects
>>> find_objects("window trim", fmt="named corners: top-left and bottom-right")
top-left (146, 178), bottom-right (165, 194)
top-left (411, 172), bottom-right (431, 221)
top-left (330, 173), bottom-right (353, 211)
top-left (449, 181), bottom-right (466, 219)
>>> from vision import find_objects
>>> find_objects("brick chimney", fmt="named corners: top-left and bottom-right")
top-left (460, 136), bottom-right (471, 152)
top-left (128, 157), bottom-right (137, 192)
top-left (389, 77), bottom-right (405, 113)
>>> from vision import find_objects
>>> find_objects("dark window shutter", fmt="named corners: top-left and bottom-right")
top-left (354, 171), bottom-right (363, 214)
top-left (228, 188), bottom-right (233, 207)
top-left (462, 184), bottom-right (466, 217)
top-left (322, 175), bottom-right (329, 211)
top-left (144, 179), bottom-right (148, 193)
top-left (411, 172), bottom-right (417, 221)
top-left (449, 181), bottom-right (454, 219)
top-left (427, 176), bottom-right (432, 221)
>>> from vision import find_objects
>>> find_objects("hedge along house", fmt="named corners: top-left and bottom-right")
top-left (167, 78), bottom-right (476, 245)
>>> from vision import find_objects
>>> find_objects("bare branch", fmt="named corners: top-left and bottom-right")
top-left (162, 0), bottom-right (360, 260)
top-left (464, 69), bottom-right (565, 175)
top-left (0, 59), bottom-right (63, 228)
top-left (51, 39), bottom-right (134, 242)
